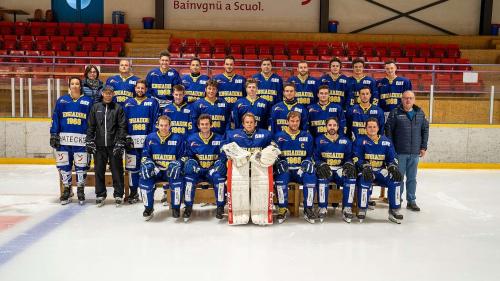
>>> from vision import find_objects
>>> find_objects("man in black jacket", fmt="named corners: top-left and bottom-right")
top-left (86, 86), bottom-right (127, 207)
top-left (385, 90), bottom-right (429, 211)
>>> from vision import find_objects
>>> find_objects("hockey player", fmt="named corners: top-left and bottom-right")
top-left (307, 85), bottom-right (346, 138)
top-left (183, 114), bottom-right (227, 221)
top-left (139, 115), bottom-right (186, 221)
top-left (252, 58), bottom-right (283, 106)
top-left (353, 117), bottom-right (403, 224)
top-left (191, 79), bottom-right (230, 136)
top-left (163, 84), bottom-right (193, 135)
top-left (105, 59), bottom-right (140, 107)
top-left (213, 55), bottom-right (246, 111)
top-left (145, 50), bottom-right (181, 108)
top-left (346, 86), bottom-right (385, 141)
top-left (182, 58), bottom-right (210, 103)
top-left (377, 60), bottom-right (413, 115)
top-left (270, 82), bottom-right (308, 134)
top-left (320, 57), bottom-right (350, 110)
top-left (347, 58), bottom-right (379, 107)
top-left (273, 111), bottom-right (317, 224)
top-left (287, 61), bottom-right (319, 106)
top-left (123, 79), bottom-right (160, 204)
top-left (50, 77), bottom-right (93, 205)
top-left (314, 117), bottom-right (356, 223)
top-left (232, 78), bottom-right (271, 130)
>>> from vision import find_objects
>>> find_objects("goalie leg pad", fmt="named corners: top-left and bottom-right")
top-left (250, 163), bottom-right (274, 225)
top-left (227, 160), bottom-right (250, 225)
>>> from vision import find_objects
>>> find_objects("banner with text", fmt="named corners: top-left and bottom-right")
top-left (166, 0), bottom-right (320, 32)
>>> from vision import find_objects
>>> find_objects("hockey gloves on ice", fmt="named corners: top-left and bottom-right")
top-left (301, 160), bottom-right (315, 174)
top-left (141, 159), bottom-right (159, 180)
top-left (361, 163), bottom-right (375, 182)
top-left (166, 160), bottom-right (182, 180)
top-left (276, 159), bottom-right (289, 174)
top-left (125, 137), bottom-right (134, 151)
top-left (184, 159), bottom-right (201, 175)
top-left (387, 164), bottom-right (402, 182)
top-left (113, 142), bottom-right (125, 157)
top-left (342, 162), bottom-right (357, 179)
top-left (85, 141), bottom-right (96, 155)
top-left (316, 162), bottom-right (332, 179)
top-left (50, 134), bottom-right (60, 149)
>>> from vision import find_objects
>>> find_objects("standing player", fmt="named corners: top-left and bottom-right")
top-left (320, 57), bottom-right (350, 110)
top-left (274, 111), bottom-right (317, 224)
top-left (145, 50), bottom-right (181, 108)
top-left (50, 77), bottom-right (93, 205)
top-left (191, 80), bottom-right (230, 135)
top-left (183, 114), bottom-right (227, 221)
top-left (353, 118), bottom-right (403, 224)
top-left (345, 87), bottom-right (385, 141)
top-left (314, 117), bottom-right (356, 223)
top-left (347, 58), bottom-right (379, 107)
top-left (123, 79), bottom-right (160, 204)
top-left (163, 84), bottom-right (193, 135)
top-left (232, 78), bottom-right (271, 130)
top-left (377, 60), bottom-right (413, 116)
top-left (213, 55), bottom-right (246, 111)
top-left (252, 58), bottom-right (283, 106)
top-left (182, 58), bottom-right (210, 103)
top-left (308, 85), bottom-right (346, 138)
top-left (287, 61), bottom-right (319, 106)
top-left (138, 115), bottom-right (185, 221)
top-left (105, 59), bottom-right (140, 107)
top-left (270, 82), bottom-right (308, 134)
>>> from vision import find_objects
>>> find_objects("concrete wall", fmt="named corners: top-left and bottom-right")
top-left (0, 120), bottom-right (499, 164)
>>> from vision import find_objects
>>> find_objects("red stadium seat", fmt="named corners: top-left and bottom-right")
top-left (198, 53), bottom-right (211, 59)
top-left (25, 50), bottom-right (41, 63)
top-left (102, 24), bottom-right (116, 37)
top-left (30, 22), bottom-right (43, 36)
top-left (110, 37), bottom-right (124, 53)
top-left (455, 58), bottom-right (471, 71)
top-left (287, 42), bottom-right (301, 56)
top-left (9, 50), bottom-right (25, 62)
top-left (431, 44), bottom-right (446, 58)
top-left (404, 73), bottom-right (419, 82)
top-left (395, 57), bottom-right (410, 69)
top-left (273, 43), bottom-right (286, 56)
top-left (58, 22), bottom-right (72, 36)
top-left (19, 35), bottom-right (34, 50)
top-left (418, 44), bottom-right (431, 58)
top-left (56, 51), bottom-right (73, 63)
top-left (411, 57), bottom-right (426, 70)
top-left (72, 23), bottom-right (87, 37)
top-left (15, 22), bottom-right (29, 35)
top-left (0, 22), bottom-right (14, 35)
top-left (89, 51), bottom-right (103, 64)
top-left (273, 54), bottom-right (289, 61)
top-left (87, 24), bottom-right (102, 37)
top-left (43, 22), bottom-right (58, 36)
top-left (65, 36), bottom-right (80, 51)
top-left (447, 44), bottom-right (460, 58)
top-left (302, 42), bottom-right (315, 56)
top-left (115, 24), bottom-right (130, 39)
top-left (41, 50), bottom-right (56, 63)
top-left (3, 35), bottom-right (18, 50)
top-left (388, 43), bottom-right (402, 58)
top-left (95, 37), bottom-right (110, 51)
top-left (74, 51), bottom-right (89, 64)
top-left (366, 57), bottom-right (381, 69)
top-left (81, 37), bottom-right (96, 51)
top-left (35, 36), bottom-right (50, 51)
top-left (426, 58), bottom-right (441, 69)
top-left (103, 51), bottom-right (119, 64)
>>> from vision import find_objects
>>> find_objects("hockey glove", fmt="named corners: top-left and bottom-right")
top-left (301, 160), bottom-right (315, 174)
top-left (166, 160), bottom-right (182, 180)
top-left (342, 162), bottom-right (357, 179)
top-left (361, 163), bottom-right (374, 182)
top-left (125, 137), bottom-right (134, 151)
top-left (276, 159), bottom-right (289, 175)
top-left (49, 134), bottom-right (60, 149)
top-left (113, 142), bottom-right (125, 157)
top-left (85, 140), bottom-right (96, 155)
top-left (251, 144), bottom-right (281, 167)
top-left (184, 159), bottom-right (201, 175)
top-left (140, 159), bottom-right (159, 180)
top-left (221, 142), bottom-right (250, 167)
top-left (316, 162), bottom-right (332, 179)
top-left (210, 159), bottom-right (227, 176)
top-left (387, 164), bottom-right (402, 182)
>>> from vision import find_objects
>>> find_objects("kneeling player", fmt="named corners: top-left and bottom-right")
top-left (353, 118), bottom-right (403, 224)
top-left (274, 111), bottom-right (317, 224)
top-left (184, 114), bottom-right (227, 221)
top-left (139, 116), bottom-right (185, 221)
top-left (314, 117), bottom-right (356, 223)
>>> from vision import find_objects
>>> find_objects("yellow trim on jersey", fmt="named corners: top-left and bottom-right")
top-left (329, 73), bottom-right (341, 81)
top-left (120, 74), bottom-right (133, 82)
top-left (324, 133), bottom-right (339, 143)
top-left (297, 74), bottom-right (309, 83)
top-left (199, 132), bottom-right (214, 145)
top-left (157, 131), bottom-right (171, 144)
top-left (284, 127), bottom-right (300, 140)
top-left (223, 72), bottom-right (235, 80)
top-left (134, 96), bottom-right (147, 104)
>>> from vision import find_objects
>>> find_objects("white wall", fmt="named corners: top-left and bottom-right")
top-left (103, 0), bottom-right (155, 28)
top-left (329, 0), bottom-right (481, 35)
top-left (493, 0), bottom-right (500, 23)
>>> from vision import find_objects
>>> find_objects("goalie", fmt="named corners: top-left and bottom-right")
top-left (223, 113), bottom-right (279, 225)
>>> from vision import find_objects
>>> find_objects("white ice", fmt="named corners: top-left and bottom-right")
top-left (0, 165), bottom-right (499, 281)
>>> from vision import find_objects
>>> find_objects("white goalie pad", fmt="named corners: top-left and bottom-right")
top-left (250, 163), bottom-right (274, 225)
top-left (221, 142), bottom-right (251, 167)
top-left (227, 160), bottom-right (250, 225)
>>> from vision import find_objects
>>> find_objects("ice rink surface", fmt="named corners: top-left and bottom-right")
top-left (0, 165), bottom-right (499, 281)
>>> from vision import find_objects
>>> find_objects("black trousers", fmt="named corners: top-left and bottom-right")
top-left (94, 146), bottom-right (124, 198)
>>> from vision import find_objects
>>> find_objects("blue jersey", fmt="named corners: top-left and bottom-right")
top-left (307, 102), bottom-right (346, 138)
top-left (106, 75), bottom-right (140, 107)
top-left (191, 97), bottom-right (230, 136)
top-left (145, 67), bottom-right (181, 104)
top-left (186, 132), bottom-right (224, 169)
top-left (314, 134), bottom-right (353, 168)
top-left (377, 76), bottom-right (413, 112)
top-left (163, 102), bottom-right (193, 135)
top-left (353, 134), bottom-right (397, 169)
top-left (213, 73), bottom-right (246, 110)
top-left (182, 73), bottom-right (210, 104)
top-left (225, 129), bottom-right (273, 154)
top-left (50, 94), bottom-right (93, 147)
top-left (232, 96), bottom-right (271, 130)
top-left (270, 100), bottom-right (308, 134)
top-left (141, 132), bottom-right (185, 168)
top-left (252, 72), bottom-right (283, 106)
top-left (346, 104), bottom-right (385, 140)
top-left (347, 76), bottom-right (379, 107)
top-left (287, 75), bottom-right (319, 106)
top-left (274, 128), bottom-right (314, 167)
top-left (320, 73), bottom-right (350, 109)
top-left (123, 97), bottom-right (160, 149)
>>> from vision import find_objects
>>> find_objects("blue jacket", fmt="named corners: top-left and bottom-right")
top-left (384, 104), bottom-right (429, 155)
